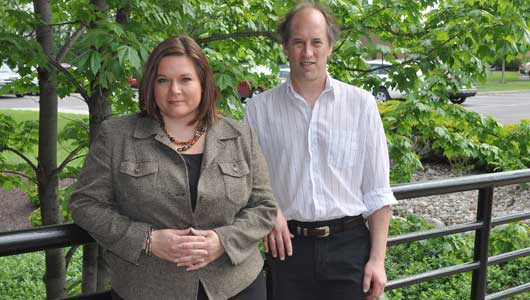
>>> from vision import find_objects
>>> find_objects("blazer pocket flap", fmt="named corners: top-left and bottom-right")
top-left (219, 161), bottom-right (250, 178)
top-left (120, 161), bottom-right (158, 177)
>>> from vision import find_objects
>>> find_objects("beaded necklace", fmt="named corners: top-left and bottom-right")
top-left (161, 121), bottom-right (207, 152)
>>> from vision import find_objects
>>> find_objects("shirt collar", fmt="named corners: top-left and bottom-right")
top-left (285, 72), bottom-right (335, 101)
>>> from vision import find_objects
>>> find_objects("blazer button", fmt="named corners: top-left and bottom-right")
top-left (232, 164), bottom-right (238, 172)
top-left (134, 167), bottom-right (141, 174)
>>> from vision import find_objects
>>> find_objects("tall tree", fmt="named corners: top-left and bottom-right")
top-left (33, 0), bottom-right (65, 298)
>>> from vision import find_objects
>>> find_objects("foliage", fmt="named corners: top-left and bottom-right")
top-left (0, 248), bottom-right (83, 300)
top-left (380, 99), bottom-right (530, 183)
top-left (0, 111), bottom-right (88, 225)
top-left (2, 216), bottom-right (528, 299)
top-left (1, 0), bottom-right (529, 116)
top-left (385, 215), bottom-right (530, 300)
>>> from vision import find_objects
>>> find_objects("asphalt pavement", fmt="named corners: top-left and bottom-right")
top-left (0, 90), bottom-right (529, 124)
top-left (0, 94), bottom-right (88, 115)
top-left (462, 90), bottom-right (530, 125)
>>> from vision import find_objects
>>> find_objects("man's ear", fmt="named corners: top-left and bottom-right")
top-left (282, 43), bottom-right (288, 56)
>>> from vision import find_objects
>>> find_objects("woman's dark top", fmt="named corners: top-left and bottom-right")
top-left (181, 153), bottom-right (203, 211)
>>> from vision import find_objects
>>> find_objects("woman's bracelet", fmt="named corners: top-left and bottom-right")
top-left (145, 227), bottom-right (153, 256)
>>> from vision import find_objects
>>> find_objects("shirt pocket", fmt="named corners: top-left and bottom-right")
top-left (218, 160), bottom-right (251, 205)
top-left (118, 161), bottom-right (160, 202)
top-left (328, 129), bottom-right (360, 169)
top-left (120, 161), bottom-right (158, 177)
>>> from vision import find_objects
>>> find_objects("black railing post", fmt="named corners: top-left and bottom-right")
top-left (471, 187), bottom-right (494, 300)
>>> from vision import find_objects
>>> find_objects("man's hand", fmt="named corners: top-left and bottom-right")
top-left (177, 228), bottom-right (225, 271)
top-left (263, 208), bottom-right (293, 260)
top-left (363, 258), bottom-right (387, 300)
top-left (150, 228), bottom-right (207, 264)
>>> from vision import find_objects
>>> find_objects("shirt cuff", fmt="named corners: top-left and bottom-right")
top-left (362, 188), bottom-right (398, 218)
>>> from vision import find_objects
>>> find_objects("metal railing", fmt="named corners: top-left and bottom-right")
top-left (1, 169), bottom-right (529, 300)
top-left (386, 169), bottom-right (530, 299)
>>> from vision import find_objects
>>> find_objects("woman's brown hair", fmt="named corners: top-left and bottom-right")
top-left (139, 35), bottom-right (220, 127)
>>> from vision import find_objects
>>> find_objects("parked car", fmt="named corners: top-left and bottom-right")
top-left (237, 65), bottom-right (272, 101)
top-left (0, 64), bottom-right (23, 97)
top-left (128, 77), bottom-right (138, 88)
top-left (520, 62), bottom-right (530, 76)
top-left (366, 60), bottom-right (477, 104)
top-left (278, 66), bottom-right (290, 83)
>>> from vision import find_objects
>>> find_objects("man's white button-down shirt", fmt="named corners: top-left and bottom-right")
top-left (244, 75), bottom-right (397, 222)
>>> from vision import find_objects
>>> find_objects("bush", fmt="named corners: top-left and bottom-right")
top-left (385, 216), bottom-right (530, 300)
top-left (380, 99), bottom-right (530, 183)
top-left (0, 247), bottom-right (83, 299)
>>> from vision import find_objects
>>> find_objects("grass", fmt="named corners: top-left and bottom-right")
top-left (476, 71), bottom-right (530, 92)
top-left (0, 110), bottom-right (88, 168)
top-left (0, 248), bottom-right (83, 300)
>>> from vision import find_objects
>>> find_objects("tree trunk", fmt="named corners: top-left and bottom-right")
top-left (501, 59), bottom-right (505, 84)
top-left (81, 0), bottom-right (113, 292)
top-left (33, 0), bottom-right (65, 299)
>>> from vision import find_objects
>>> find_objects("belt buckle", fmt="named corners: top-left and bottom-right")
top-left (314, 226), bottom-right (330, 238)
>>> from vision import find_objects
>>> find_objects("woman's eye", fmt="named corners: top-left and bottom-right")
top-left (157, 78), bottom-right (168, 84)
top-left (182, 77), bottom-right (192, 82)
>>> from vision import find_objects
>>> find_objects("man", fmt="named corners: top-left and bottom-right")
top-left (244, 3), bottom-right (397, 300)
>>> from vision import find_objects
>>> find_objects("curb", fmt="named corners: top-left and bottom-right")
top-left (475, 89), bottom-right (530, 96)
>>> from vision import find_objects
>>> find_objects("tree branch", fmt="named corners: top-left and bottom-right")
top-left (65, 245), bottom-right (79, 271)
top-left (57, 144), bottom-right (87, 173)
top-left (51, 20), bottom-right (81, 26)
top-left (0, 170), bottom-right (36, 183)
top-left (197, 30), bottom-right (278, 44)
top-left (47, 57), bottom-right (90, 103)
top-left (57, 24), bottom-right (87, 63)
top-left (3, 146), bottom-right (37, 171)
top-left (341, 6), bottom-right (387, 32)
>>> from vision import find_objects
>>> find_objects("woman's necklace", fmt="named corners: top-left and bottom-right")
top-left (161, 121), bottom-right (207, 152)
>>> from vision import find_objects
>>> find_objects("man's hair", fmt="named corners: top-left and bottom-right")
top-left (139, 35), bottom-right (219, 127)
top-left (278, 2), bottom-right (340, 46)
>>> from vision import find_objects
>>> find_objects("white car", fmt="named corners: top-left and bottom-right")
top-left (0, 64), bottom-right (23, 97)
top-left (365, 60), bottom-right (403, 102)
top-left (366, 60), bottom-right (477, 104)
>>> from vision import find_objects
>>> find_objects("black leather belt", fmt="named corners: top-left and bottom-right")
top-left (288, 215), bottom-right (365, 238)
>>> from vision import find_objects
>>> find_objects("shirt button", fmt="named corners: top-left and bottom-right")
top-left (232, 165), bottom-right (238, 172)
top-left (134, 167), bottom-right (141, 173)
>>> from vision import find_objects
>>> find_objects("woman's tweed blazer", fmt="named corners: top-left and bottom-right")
top-left (70, 114), bottom-right (277, 300)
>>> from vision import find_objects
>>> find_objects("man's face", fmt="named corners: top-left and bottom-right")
top-left (283, 8), bottom-right (333, 85)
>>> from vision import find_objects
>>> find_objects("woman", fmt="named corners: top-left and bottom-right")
top-left (70, 35), bottom-right (277, 300)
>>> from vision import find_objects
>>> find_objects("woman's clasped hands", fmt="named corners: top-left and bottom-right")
top-left (150, 228), bottom-right (225, 271)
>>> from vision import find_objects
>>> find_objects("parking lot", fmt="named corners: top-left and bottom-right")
top-left (0, 90), bottom-right (529, 125)
top-left (463, 90), bottom-right (530, 124)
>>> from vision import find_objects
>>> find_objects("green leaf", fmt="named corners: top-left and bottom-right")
top-left (89, 52), bottom-right (103, 76)
top-left (126, 47), bottom-right (142, 70)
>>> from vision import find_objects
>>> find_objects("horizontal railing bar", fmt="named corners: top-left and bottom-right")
top-left (492, 212), bottom-right (530, 227)
top-left (488, 247), bottom-right (530, 266)
top-left (0, 224), bottom-right (94, 257)
top-left (386, 261), bottom-right (480, 291)
top-left (387, 222), bottom-right (483, 246)
top-left (392, 169), bottom-right (530, 200)
top-left (485, 283), bottom-right (530, 300)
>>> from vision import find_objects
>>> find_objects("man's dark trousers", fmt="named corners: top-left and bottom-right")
top-left (267, 220), bottom-right (371, 300)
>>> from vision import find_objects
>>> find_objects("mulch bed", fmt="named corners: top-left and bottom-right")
top-left (0, 188), bottom-right (33, 232)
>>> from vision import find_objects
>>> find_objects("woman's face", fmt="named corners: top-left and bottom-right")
top-left (154, 55), bottom-right (202, 123)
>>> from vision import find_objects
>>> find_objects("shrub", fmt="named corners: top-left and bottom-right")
top-left (380, 99), bottom-right (530, 183)
top-left (385, 216), bottom-right (530, 300)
